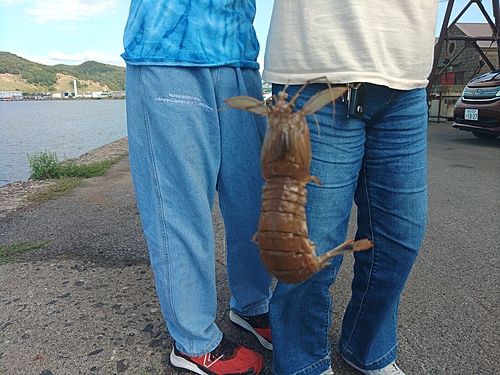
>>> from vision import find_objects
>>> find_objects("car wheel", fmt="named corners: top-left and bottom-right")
top-left (472, 132), bottom-right (499, 139)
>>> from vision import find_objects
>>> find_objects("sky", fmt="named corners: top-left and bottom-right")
top-left (0, 0), bottom-right (496, 69)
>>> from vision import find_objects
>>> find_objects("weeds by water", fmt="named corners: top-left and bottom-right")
top-left (28, 150), bottom-right (60, 179)
top-left (28, 150), bottom-right (119, 180)
top-left (0, 240), bottom-right (48, 264)
top-left (26, 151), bottom-right (123, 202)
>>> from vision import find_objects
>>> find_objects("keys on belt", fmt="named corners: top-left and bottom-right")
top-left (345, 83), bottom-right (367, 119)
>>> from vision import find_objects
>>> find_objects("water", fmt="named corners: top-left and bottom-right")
top-left (0, 100), bottom-right (127, 187)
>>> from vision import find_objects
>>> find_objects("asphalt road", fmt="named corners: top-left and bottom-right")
top-left (388, 122), bottom-right (500, 374)
top-left (324, 122), bottom-right (500, 374)
top-left (1, 121), bottom-right (498, 374)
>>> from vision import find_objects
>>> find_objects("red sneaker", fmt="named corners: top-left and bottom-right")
top-left (169, 336), bottom-right (264, 375)
top-left (229, 311), bottom-right (272, 350)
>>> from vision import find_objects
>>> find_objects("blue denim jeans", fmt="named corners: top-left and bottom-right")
top-left (269, 83), bottom-right (428, 374)
top-left (126, 65), bottom-right (273, 356)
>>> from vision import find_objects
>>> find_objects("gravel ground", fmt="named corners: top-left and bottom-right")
top-left (0, 140), bottom-right (277, 375)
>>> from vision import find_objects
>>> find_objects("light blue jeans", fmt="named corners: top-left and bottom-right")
top-left (269, 83), bottom-right (428, 375)
top-left (126, 65), bottom-right (273, 356)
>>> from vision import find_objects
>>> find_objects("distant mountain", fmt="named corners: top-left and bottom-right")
top-left (0, 52), bottom-right (125, 93)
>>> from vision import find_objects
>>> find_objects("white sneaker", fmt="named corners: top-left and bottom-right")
top-left (320, 367), bottom-right (334, 375)
top-left (344, 359), bottom-right (405, 375)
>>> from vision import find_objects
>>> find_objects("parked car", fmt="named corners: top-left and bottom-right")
top-left (453, 69), bottom-right (500, 139)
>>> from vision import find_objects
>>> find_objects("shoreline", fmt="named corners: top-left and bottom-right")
top-left (0, 137), bottom-right (129, 219)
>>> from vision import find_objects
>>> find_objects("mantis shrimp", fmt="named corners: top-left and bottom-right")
top-left (224, 80), bottom-right (373, 284)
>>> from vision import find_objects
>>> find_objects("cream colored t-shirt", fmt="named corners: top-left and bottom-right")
top-left (263, 0), bottom-right (438, 90)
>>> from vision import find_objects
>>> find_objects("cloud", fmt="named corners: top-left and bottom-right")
top-left (0, 0), bottom-right (20, 6)
top-left (25, 0), bottom-right (121, 24)
top-left (16, 50), bottom-right (125, 67)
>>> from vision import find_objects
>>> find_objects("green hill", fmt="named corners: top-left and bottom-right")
top-left (0, 52), bottom-right (125, 93)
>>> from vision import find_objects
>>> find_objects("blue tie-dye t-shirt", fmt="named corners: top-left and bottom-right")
top-left (121, 0), bottom-right (260, 69)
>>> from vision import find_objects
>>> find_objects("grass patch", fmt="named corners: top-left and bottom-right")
top-left (28, 150), bottom-right (121, 180)
top-left (27, 177), bottom-right (83, 203)
top-left (60, 158), bottom-right (119, 178)
top-left (26, 151), bottom-right (124, 202)
top-left (0, 240), bottom-right (48, 264)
